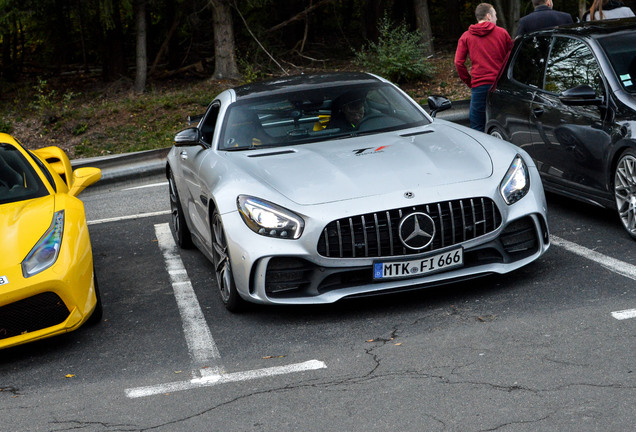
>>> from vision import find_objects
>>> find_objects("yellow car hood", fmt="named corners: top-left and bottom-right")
top-left (1, 195), bottom-right (55, 267)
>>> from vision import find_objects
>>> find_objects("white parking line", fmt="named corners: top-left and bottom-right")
top-left (123, 181), bottom-right (168, 191)
top-left (87, 210), bottom-right (171, 225)
top-left (551, 235), bottom-right (636, 320)
top-left (124, 223), bottom-right (327, 399)
top-left (550, 235), bottom-right (636, 281)
top-left (125, 360), bottom-right (327, 399)
top-left (611, 309), bottom-right (636, 320)
top-left (154, 223), bottom-right (222, 367)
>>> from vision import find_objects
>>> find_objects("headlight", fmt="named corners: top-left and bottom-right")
top-left (237, 196), bottom-right (304, 239)
top-left (500, 156), bottom-right (530, 205)
top-left (22, 210), bottom-right (64, 278)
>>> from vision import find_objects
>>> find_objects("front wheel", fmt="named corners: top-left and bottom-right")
top-left (614, 148), bottom-right (636, 239)
top-left (211, 209), bottom-right (244, 312)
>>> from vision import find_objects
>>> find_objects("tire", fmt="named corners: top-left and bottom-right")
top-left (169, 170), bottom-right (193, 249)
top-left (211, 209), bottom-right (244, 312)
top-left (488, 126), bottom-right (506, 141)
top-left (614, 148), bottom-right (636, 239)
top-left (86, 270), bottom-right (103, 326)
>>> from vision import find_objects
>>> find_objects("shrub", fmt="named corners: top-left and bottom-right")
top-left (354, 15), bottom-right (435, 83)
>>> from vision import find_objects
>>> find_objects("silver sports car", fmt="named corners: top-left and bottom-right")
top-left (167, 72), bottom-right (550, 311)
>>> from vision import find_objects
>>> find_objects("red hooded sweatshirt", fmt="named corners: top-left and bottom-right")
top-left (454, 21), bottom-right (512, 88)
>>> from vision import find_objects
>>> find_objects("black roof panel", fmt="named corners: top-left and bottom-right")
top-left (232, 72), bottom-right (382, 99)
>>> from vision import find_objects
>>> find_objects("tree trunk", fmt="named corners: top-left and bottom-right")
top-left (101, 0), bottom-right (127, 81)
top-left (209, 0), bottom-right (240, 80)
top-left (134, 0), bottom-right (148, 94)
top-left (414, 0), bottom-right (434, 56)
top-left (508, 0), bottom-right (520, 37)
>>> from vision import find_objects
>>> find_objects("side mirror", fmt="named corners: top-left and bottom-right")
top-left (427, 96), bottom-right (452, 118)
top-left (68, 167), bottom-right (101, 197)
top-left (559, 84), bottom-right (603, 106)
top-left (174, 127), bottom-right (202, 147)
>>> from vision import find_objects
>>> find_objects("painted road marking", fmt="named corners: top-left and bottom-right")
top-left (125, 360), bottom-right (327, 399)
top-left (155, 223), bottom-right (222, 368)
top-left (551, 235), bottom-right (636, 320)
top-left (123, 181), bottom-right (168, 191)
top-left (550, 235), bottom-right (636, 281)
top-left (88, 210), bottom-right (170, 225)
top-left (611, 309), bottom-right (636, 320)
top-left (124, 223), bottom-right (327, 398)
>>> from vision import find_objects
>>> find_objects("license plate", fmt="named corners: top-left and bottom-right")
top-left (373, 247), bottom-right (463, 280)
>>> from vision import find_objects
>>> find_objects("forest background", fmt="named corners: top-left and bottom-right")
top-left (1, 0), bottom-right (634, 158)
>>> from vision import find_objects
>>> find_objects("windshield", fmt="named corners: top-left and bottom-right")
top-left (219, 82), bottom-right (430, 150)
top-left (0, 143), bottom-right (49, 205)
top-left (598, 33), bottom-right (636, 93)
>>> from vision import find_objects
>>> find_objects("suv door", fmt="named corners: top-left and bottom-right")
top-left (487, 34), bottom-right (550, 147)
top-left (530, 36), bottom-right (613, 196)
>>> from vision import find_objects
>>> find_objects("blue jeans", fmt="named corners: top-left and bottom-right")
top-left (470, 84), bottom-right (491, 132)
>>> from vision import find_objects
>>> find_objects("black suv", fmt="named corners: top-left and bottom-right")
top-left (486, 18), bottom-right (636, 239)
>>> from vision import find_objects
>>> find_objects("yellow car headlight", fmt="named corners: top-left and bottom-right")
top-left (22, 210), bottom-right (65, 278)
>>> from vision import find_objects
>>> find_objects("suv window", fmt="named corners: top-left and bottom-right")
top-left (544, 36), bottom-right (603, 96)
top-left (511, 35), bottom-right (551, 88)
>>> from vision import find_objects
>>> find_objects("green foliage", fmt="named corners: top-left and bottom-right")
top-left (353, 15), bottom-right (435, 83)
top-left (0, 118), bottom-right (12, 133)
top-left (72, 123), bottom-right (89, 136)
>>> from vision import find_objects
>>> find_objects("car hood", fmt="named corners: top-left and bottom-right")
top-left (229, 124), bottom-right (493, 205)
top-left (0, 195), bottom-right (55, 267)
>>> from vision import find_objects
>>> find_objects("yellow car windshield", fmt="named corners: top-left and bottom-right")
top-left (0, 143), bottom-right (48, 205)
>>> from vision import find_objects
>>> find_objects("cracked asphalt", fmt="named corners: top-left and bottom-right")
top-left (1, 165), bottom-right (636, 431)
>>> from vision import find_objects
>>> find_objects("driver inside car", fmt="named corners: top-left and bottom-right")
top-left (328, 91), bottom-right (368, 130)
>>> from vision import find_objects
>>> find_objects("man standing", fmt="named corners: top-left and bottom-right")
top-left (516, 0), bottom-right (573, 36)
top-left (454, 3), bottom-right (512, 132)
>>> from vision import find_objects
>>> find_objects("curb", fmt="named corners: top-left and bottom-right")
top-left (72, 147), bottom-right (170, 187)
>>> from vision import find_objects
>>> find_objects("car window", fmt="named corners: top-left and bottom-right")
top-left (511, 35), bottom-right (551, 88)
top-left (544, 37), bottom-right (604, 96)
top-left (598, 33), bottom-right (636, 93)
top-left (0, 143), bottom-right (49, 205)
top-left (200, 102), bottom-right (220, 144)
top-left (218, 83), bottom-right (430, 150)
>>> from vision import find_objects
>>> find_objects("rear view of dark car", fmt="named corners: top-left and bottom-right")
top-left (486, 18), bottom-right (636, 239)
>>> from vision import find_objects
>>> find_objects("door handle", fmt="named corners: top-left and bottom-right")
top-left (532, 108), bottom-right (544, 118)
top-left (180, 151), bottom-right (188, 160)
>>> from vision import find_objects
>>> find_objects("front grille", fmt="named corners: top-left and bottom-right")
top-left (0, 292), bottom-right (70, 340)
top-left (317, 198), bottom-right (502, 258)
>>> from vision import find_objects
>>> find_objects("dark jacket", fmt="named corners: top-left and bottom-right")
top-left (515, 5), bottom-right (573, 37)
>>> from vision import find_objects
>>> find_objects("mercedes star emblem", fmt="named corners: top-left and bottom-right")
top-left (398, 212), bottom-right (436, 250)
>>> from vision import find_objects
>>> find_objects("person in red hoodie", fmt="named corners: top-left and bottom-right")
top-left (455, 3), bottom-right (512, 132)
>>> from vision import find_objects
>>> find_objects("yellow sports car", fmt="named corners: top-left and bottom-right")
top-left (0, 133), bottom-right (102, 349)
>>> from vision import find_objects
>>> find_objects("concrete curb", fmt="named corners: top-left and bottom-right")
top-left (72, 147), bottom-right (170, 187)
top-left (70, 99), bottom-right (470, 187)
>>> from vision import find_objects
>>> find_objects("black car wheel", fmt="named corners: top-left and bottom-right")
top-left (211, 209), bottom-right (244, 312)
top-left (615, 149), bottom-right (636, 239)
top-left (488, 127), bottom-right (507, 141)
top-left (169, 170), bottom-right (193, 248)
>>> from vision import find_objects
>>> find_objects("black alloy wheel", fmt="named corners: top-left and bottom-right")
top-left (169, 170), bottom-right (193, 249)
top-left (211, 209), bottom-right (244, 312)
top-left (614, 148), bottom-right (636, 239)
